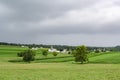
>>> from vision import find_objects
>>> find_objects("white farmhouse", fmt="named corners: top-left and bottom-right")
top-left (31, 47), bottom-right (38, 50)
top-left (61, 49), bottom-right (68, 53)
top-left (48, 47), bottom-right (60, 53)
top-left (21, 46), bottom-right (25, 47)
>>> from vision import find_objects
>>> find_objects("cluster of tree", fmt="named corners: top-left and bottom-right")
top-left (41, 50), bottom-right (59, 57)
top-left (17, 45), bottom-right (116, 64)
top-left (17, 49), bottom-right (60, 63)
top-left (17, 45), bottom-right (89, 64)
top-left (41, 49), bottom-right (59, 57)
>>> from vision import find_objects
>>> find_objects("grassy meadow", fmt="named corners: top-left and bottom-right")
top-left (0, 45), bottom-right (120, 80)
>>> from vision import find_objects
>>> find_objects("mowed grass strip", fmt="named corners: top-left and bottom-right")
top-left (89, 52), bottom-right (120, 64)
top-left (0, 45), bottom-right (28, 57)
top-left (35, 56), bottom-right (74, 63)
top-left (0, 63), bottom-right (120, 80)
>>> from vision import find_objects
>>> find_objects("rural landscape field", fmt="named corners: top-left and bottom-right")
top-left (1, 45), bottom-right (120, 80)
top-left (1, 0), bottom-right (120, 80)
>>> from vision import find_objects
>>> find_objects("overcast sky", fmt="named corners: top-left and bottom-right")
top-left (0, 0), bottom-right (120, 47)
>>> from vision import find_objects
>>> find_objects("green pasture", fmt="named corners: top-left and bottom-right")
top-left (0, 45), bottom-right (120, 80)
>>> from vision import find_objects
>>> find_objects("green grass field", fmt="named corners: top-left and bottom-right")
top-left (0, 45), bottom-right (120, 80)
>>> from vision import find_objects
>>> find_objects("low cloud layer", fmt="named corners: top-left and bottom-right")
top-left (0, 0), bottom-right (120, 46)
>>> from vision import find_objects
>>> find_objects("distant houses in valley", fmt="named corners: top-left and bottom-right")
top-left (61, 49), bottom-right (68, 53)
top-left (48, 46), bottom-right (68, 53)
top-left (31, 47), bottom-right (38, 50)
top-left (93, 48), bottom-right (110, 53)
top-left (21, 46), bottom-right (25, 47)
top-left (48, 47), bottom-right (60, 53)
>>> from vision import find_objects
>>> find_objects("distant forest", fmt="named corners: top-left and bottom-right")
top-left (0, 42), bottom-right (120, 51)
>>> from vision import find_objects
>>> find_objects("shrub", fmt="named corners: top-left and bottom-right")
top-left (42, 49), bottom-right (48, 57)
top-left (52, 52), bottom-right (59, 57)
top-left (23, 50), bottom-right (36, 63)
top-left (68, 50), bottom-right (72, 54)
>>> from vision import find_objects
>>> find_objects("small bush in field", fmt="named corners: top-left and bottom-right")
top-left (23, 49), bottom-right (36, 63)
top-left (52, 52), bottom-right (59, 57)
top-left (42, 49), bottom-right (48, 57)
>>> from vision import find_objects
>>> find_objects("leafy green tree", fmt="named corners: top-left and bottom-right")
top-left (52, 52), bottom-right (59, 57)
top-left (23, 50), bottom-right (36, 63)
top-left (73, 45), bottom-right (88, 64)
top-left (42, 49), bottom-right (48, 57)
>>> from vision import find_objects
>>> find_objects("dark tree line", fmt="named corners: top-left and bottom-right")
top-left (0, 42), bottom-right (75, 51)
top-left (0, 42), bottom-right (119, 51)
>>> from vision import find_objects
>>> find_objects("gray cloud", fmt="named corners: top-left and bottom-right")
top-left (0, 0), bottom-right (120, 46)
top-left (0, 0), bottom-right (97, 22)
